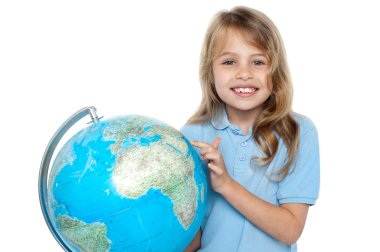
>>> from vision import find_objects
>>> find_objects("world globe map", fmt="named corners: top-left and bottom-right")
top-left (46, 114), bottom-right (207, 251)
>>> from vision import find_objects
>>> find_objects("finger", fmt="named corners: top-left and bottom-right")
top-left (208, 162), bottom-right (224, 176)
top-left (191, 140), bottom-right (211, 148)
top-left (199, 146), bottom-right (214, 156)
top-left (202, 152), bottom-right (222, 163)
top-left (211, 137), bottom-right (221, 149)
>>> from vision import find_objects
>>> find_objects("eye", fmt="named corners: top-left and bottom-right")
top-left (222, 60), bottom-right (236, 65)
top-left (253, 60), bottom-right (266, 66)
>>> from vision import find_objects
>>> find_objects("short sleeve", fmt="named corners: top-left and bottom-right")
top-left (180, 124), bottom-right (203, 156)
top-left (180, 124), bottom-right (198, 140)
top-left (180, 124), bottom-right (199, 142)
top-left (277, 122), bottom-right (320, 205)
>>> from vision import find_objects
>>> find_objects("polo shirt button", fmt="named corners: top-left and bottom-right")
top-left (240, 141), bottom-right (247, 147)
top-left (239, 155), bottom-right (246, 161)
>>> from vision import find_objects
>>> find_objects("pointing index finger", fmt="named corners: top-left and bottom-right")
top-left (190, 140), bottom-right (209, 148)
top-left (211, 137), bottom-right (221, 149)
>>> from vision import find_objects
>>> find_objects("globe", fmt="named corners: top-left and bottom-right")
top-left (44, 112), bottom-right (207, 252)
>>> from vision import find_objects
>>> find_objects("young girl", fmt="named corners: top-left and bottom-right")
top-left (181, 6), bottom-right (320, 252)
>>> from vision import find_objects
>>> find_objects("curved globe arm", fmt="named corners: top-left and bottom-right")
top-left (38, 106), bottom-right (101, 251)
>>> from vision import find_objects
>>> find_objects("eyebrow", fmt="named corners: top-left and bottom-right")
top-left (217, 51), bottom-right (266, 57)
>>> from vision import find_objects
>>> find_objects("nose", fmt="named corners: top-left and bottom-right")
top-left (235, 64), bottom-right (253, 81)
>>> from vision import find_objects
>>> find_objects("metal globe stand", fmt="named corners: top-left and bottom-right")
top-left (38, 106), bottom-right (102, 251)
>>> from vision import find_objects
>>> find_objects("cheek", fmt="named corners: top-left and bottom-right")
top-left (214, 82), bottom-right (225, 99)
top-left (213, 68), bottom-right (230, 87)
top-left (266, 75), bottom-right (273, 92)
top-left (259, 76), bottom-right (272, 100)
top-left (259, 74), bottom-right (272, 93)
top-left (214, 72), bottom-right (230, 90)
top-left (262, 89), bottom-right (272, 102)
top-left (213, 79), bottom-right (231, 103)
top-left (262, 82), bottom-right (272, 100)
top-left (212, 69), bottom-right (222, 90)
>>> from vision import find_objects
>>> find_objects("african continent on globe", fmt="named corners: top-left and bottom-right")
top-left (47, 115), bottom-right (207, 252)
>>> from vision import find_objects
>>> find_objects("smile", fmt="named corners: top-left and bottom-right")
top-left (232, 87), bottom-right (256, 94)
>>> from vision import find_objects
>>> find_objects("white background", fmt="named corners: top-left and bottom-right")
top-left (1, 0), bottom-right (379, 251)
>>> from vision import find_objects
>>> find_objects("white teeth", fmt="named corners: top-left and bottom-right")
top-left (233, 88), bottom-right (256, 93)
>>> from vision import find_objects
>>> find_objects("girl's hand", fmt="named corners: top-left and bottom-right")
top-left (191, 138), bottom-right (232, 194)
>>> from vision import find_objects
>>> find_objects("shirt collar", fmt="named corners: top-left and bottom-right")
top-left (211, 108), bottom-right (230, 130)
top-left (211, 107), bottom-right (253, 138)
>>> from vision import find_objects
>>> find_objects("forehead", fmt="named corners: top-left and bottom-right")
top-left (213, 28), bottom-right (265, 56)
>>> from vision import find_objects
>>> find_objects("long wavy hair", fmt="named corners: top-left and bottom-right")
top-left (187, 6), bottom-right (299, 180)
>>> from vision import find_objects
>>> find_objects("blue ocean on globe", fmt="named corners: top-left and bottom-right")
top-left (47, 115), bottom-right (207, 252)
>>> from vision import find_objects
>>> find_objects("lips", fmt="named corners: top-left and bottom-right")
top-left (231, 86), bottom-right (259, 96)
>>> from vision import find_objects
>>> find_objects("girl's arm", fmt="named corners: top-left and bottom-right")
top-left (183, 228), bottom-right (201, 252)
top-left (191, 138), bottom-right (309, 245)
top-left (221, 178), bottom-right (309, 244)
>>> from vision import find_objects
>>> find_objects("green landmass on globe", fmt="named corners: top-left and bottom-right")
top-left (58, 215), bottom-right (110, 252)
top-left (47, 115), bottom-right (207, 252)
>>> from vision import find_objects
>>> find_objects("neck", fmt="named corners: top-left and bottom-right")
top-left (225, 106), bottom-right (262, 134)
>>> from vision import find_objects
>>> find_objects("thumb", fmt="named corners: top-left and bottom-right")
top-left (211, 137), bottom-right (221, 149)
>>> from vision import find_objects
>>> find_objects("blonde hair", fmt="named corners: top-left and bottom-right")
top-left (188, 6), bottom-right (299, 180)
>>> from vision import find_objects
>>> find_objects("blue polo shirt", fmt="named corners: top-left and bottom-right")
top-left (181, 109), bottom-right (320, 252)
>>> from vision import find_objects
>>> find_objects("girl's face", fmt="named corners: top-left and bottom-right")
top-left (212, 30), bottom-right (271, 121)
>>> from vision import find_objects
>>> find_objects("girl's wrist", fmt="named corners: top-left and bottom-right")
top-left (218, 175), bottom-right (235, 197)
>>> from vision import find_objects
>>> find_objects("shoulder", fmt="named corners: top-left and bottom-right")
top-left (180, 122), bottom-right (215, 142)
top-left (180, 123), bottom-right (205, 140)
top-left (278, 113), bottom-right (320, 205)
top-left (180, 123), bottom-right (202, 137)
top-left (292, 112), bottom-right (318, 137)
